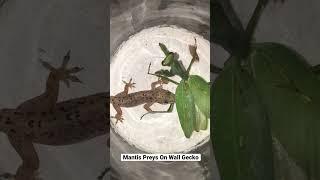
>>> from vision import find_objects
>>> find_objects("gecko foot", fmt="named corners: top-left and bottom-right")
top-left (111, 114), bottom-right (124, 124)
top-left (122, 78), bottom-right (136, 89)
top-left (39, 50), bottom-right (84, 87)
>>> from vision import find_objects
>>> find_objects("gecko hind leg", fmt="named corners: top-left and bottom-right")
top-left (111, 102), bottom-right (124, 124)
top-left (39, 50), bottom-right (84, 87)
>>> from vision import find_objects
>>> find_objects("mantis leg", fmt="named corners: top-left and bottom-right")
top-left (140, 103), bottom-right (175, 119)
top-left (186, 38), bottom-right (199, 74)
top-left (147, 63), bottom-right (179, 85)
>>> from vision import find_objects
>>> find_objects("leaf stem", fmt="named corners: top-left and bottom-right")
top-left (245, 0), bottom-right (268, 44)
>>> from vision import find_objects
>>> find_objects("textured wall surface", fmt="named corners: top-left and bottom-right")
top-left (110, 0), bottom-right (210, 55)
top-left (0, 1), bottom-right (108, 180)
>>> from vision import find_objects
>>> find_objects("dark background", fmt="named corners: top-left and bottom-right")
top-left (0, 1), bottom-right (108, 180)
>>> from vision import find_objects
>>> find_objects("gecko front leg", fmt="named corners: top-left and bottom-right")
top-left (117, 78), bottom-right (135, 96)
top-left (17, 50), bottom-right (83, 112)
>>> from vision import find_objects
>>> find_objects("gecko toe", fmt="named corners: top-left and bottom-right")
top-left (111, 116), bottom-right (124, 124)
top-left (116, 118), bottom-right (124, 124)
top-left (123, 79), bottom-right (136, 89)
top-left (67, 66), bottom-right (84, 74)
top-left (115, 116), bottom-right (124, 124)
top-left (67, 75), bottom-right (83, 83)
top-left (38, 49), bottom-right (83, 85)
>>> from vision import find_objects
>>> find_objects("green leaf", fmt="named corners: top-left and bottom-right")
top-left (188, 75), bottom-right (210, 118)
top-left (249, 43), bottom-right (320, 179)
top-left (212, 58), bottom-right (246, 180)
top-left (194, 105), bottom-right (207, 131)
top-left (176, 80), bottom-right (196, 138)
top-left (212, 58), bottom-right (274, 180)
top-left (159, 43), bottom-right (170, 56)
top-left (236, 65), bottom-right (274, 180)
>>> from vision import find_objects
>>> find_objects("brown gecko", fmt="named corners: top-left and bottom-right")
top-left (110, 78), bottom-right (175, 123)
top-left (0, 50), bottom-right (108, 180)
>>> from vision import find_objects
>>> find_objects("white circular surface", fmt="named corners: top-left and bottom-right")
top-left (110, 26), bottom-right (210, 153)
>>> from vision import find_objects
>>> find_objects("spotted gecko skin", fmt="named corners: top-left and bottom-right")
top-left (0, 51), bottom-right (108, 180)
top-left (110, 79), bottom-right (175, 123)
top-left (0, 93), bottom-right (108, 145)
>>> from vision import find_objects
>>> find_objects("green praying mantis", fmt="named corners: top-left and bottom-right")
top-left (145, 39), bottom-right (210, 138)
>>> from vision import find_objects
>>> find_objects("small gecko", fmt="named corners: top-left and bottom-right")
top-left (110, 78), bottom-right (175, 123)
top-left (0, 50), bottom-right (108, 180)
